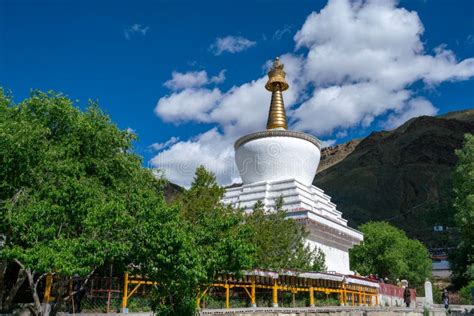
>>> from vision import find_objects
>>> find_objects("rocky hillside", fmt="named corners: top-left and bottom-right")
top-left (318, 139), bottom-right (362, 172)
top-left (314, 110), bottom-right (474, 248)
top-left (163, 181), bottom-right (183, 202)
top-left (439, 109), bottom-right (474, 123)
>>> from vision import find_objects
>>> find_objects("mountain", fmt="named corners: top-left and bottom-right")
top-left (314, 110), bottom-right (474, 248)
top-left (439, 109), bottom-right (474, 123)
top-left (318, 139), bottom-right (362, 172)
top-left (163, 181), bottom-right (183, 202)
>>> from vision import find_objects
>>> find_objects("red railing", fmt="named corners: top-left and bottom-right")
top-left (379, 283), bottom-right (416, 300)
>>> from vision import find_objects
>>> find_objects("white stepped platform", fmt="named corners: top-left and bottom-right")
top-left (222, 178), bottom-right (363, 274)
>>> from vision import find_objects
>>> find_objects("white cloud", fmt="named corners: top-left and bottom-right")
top-left (273, 25), bottom-right (293, 40)
top-left (383, 98), bottom-right (438, 129)
top-left (124, 24), bottom-right (150, 40)
top-left (210, 36), bottom-right (256, 55)
top-left (321, 139), bottom-right (337, 148)
top-left (155, 54), bottom-right (305, 135)
top-left (149, 136), bottom-right (180, 152)
top-left (336, 131), bottom-right (348, 138)
top-left (150, 129), bottom-right (239, 187)
top-left (164, 71), bottom-right (208, 90)
top-left (466, 34), bottom-right (474, 46)
top-left (151, 0), bottom-right (474, 186)
top-left (291, 0), bottom-right (474, 134)
top-left (154, 88), bottom-right (222, 123)
top-left (291, 83), bottom-right (411, 134)
top-left (163, 70), bottom-right (226, 91)
top-left (211, 70), bottom-right (227, 84)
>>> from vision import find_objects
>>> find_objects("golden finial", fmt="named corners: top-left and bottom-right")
top-left (265, 57), bottom-right (289, 92)
top-left (265, 57), bottom-right (289, 130)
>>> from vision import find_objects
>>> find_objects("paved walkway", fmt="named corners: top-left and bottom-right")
top-left (199, 306), bottom-right (473, 316)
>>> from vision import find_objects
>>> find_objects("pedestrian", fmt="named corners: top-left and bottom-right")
top-left (442, 289), bottom-right (449, 309)
top-left (403, 286), bottom-right (411, 308)
top-left (69, 278), bottom-right (85, 313)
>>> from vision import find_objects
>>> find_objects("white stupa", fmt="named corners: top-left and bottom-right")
top-left (222, 58), bottom-right (363, 274)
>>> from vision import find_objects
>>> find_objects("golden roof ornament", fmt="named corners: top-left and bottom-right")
top-left (265, 57), bottom-right (289, 130)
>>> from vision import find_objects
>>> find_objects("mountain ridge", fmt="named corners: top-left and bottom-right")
top-left (314, 109), bottom-right (474, 248)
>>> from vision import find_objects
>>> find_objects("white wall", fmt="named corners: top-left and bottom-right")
top-left (378, 295), bottom-right (406, 307)
top-left (306, 238), bottom-right (351, 274)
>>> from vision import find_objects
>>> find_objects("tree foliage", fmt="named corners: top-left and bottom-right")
top-left (139, 166), bottom-right (255, 315)
top-left (450, 133), bottom-right (474, 288)
top-left (246, 197), bottom-right (326, 271)
top-left (0, 90), bottom-right (175, 314)
top-left (0, 89), bottom-right (329, 315)
top-left (180, 166), bottom-right (255, 278)
top-left (459, 281), bottom-right (474, 305)
top-left (349, 221), bottom-right (431, 288)
top-left (129, 198), bottom-right (201, 316)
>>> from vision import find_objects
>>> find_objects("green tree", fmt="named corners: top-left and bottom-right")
top-left (141, 166), bottom-right (255, 315)
top-left (450, 134), bottom-right (474, 288)
top-left (349, 221), bottom-right (431, 288)
top-left (459, 281), bottom-right (474, 305)
top-left (129, 197), bottom-right (202, 316)
top-left (246, 197), bottom-right (326, 271)
top-left (0, 90), bottom-right (177, 315)
top-left (181, 167), bottom-right (255, 277)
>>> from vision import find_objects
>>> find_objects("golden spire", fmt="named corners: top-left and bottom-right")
top-left (265, 57), bottom-right (289, 130)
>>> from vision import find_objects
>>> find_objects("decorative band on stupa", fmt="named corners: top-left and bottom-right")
top-left (265, 57), bottom-right (289, 130)
top-left (234, 129), bottom-right (321, 150)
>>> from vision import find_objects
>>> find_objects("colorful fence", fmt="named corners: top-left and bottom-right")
top-left (41, 270), bottom-right (415, 312)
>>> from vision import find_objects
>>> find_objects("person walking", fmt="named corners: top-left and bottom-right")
top-left (403, 286), bottom-right (411, 308)
top-left (442, 289), bottom-right (449, 309)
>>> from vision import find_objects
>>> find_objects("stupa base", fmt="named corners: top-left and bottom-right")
top-left (222, 178), bottom-right (363, 274)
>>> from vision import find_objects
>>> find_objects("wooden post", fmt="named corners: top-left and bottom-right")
top-left (107, 281), bottom-right (112, 313)
top-left (343, 285), bottom-right (347, 306)
top-left (43, 274), bottom-right (53, 303)
top-left (196, 286), bottom-right (209, 310)
top-left (251, 279), bottom-right (256, 307)
top-left (309, 287), bottom-right (315, 307)
top-left (196, 289), bottom-right (201, 310)
top-left (121, 272), bottom-right (129, 313)
top-left (272, 280), bottom-right (278, 307)
top-left (225, 284), bottom-right (230, 309)
top-left (69, 279), bottom-right (74, 313)
top-left (358, 291), bottom-right (362, 306)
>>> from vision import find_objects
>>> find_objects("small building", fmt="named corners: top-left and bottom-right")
top-left (432, 256), bottom-right (451, 279)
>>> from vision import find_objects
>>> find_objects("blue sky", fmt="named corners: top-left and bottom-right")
top-left (1, 0), bottom-right (473, 186)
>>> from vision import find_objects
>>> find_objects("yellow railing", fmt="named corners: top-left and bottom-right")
top-left (42, 272), bottom-right (379, 311)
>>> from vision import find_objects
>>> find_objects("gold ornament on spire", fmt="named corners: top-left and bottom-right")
top-left (265, 57), bottom-right (289, 130)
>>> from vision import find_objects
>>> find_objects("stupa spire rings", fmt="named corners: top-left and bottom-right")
top-left (266, 57), bottom-right (289, 130)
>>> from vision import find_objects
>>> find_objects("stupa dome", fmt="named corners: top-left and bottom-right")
top-left (234, 58), bottom-right (321, 186)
